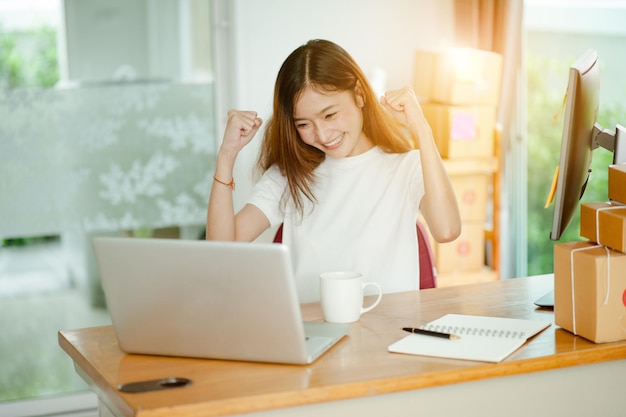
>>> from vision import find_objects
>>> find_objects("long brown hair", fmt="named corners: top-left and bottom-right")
top-left (258, 39), bottom-right (414, 215)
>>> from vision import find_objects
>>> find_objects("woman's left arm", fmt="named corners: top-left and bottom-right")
top-left (381, 87), bottom-right (461, 243)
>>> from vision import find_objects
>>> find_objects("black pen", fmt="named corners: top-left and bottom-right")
top-left (402, 327), bottom-right (460, 340)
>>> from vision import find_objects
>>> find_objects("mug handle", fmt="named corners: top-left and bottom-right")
top-left (361, 282), bottom-right (382, 314)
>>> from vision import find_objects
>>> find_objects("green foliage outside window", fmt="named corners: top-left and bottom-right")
top-left (526, 55), bottom-right (621, 276)
top-left (0, 23), bottom-right (58, 88)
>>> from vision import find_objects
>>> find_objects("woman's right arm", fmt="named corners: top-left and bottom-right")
top-left (206, 110), bottom-right (269, 242)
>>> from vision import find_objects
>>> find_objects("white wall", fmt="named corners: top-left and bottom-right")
top-left (214, 0), bottom-right (455, 209)
top-left (62, 0), bottom-right (211, 84)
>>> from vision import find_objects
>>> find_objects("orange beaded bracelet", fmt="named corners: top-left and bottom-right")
top-left (213, 175), bottom-right (235, 190)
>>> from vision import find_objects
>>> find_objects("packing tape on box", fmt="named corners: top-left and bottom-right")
top-left (569, 244), bottom-right (607, 334)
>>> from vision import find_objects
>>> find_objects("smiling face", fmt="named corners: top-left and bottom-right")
top-left (293, 86), bottom-right (374, 158)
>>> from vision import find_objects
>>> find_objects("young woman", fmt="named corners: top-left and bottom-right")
top-left (207, 39), bottom-right (460, 302)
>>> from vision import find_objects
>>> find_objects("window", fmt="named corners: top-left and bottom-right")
top-left (524, 1), bottom-right (626, 275)
top-left (0, 1), bottom-right (216, 410)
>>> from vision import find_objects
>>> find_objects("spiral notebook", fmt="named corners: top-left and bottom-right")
top-left (388, 314), bottom-right (551, 363)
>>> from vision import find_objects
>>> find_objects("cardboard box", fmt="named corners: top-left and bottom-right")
top-left (580, 202), bottom-right (626, 252)
top-left (414, 48), bottom-right (503, 106)
top-left (434, 222), bottom-right (485, 274)
top-left (421, 103), bottom-right (495, 159)
top-left (450, 173), bottom-right (490, 222)
top-left (609, 163), bottom-right (626, 204)
top-left (554, 241), bottom-right (626, 343)
top-left (437, 267), bottom-right (498, 288)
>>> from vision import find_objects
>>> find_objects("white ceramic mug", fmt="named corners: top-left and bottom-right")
top-left (320, 272), bottom-right (383, 323)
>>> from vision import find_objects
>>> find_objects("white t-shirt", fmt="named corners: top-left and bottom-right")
top-left (248, 146), bottom-right (425, 302)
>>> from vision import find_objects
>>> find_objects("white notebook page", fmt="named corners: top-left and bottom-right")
top-left (388, 314), bottom-right (551, 363)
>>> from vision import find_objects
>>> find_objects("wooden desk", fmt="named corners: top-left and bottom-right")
top-left (59, 275), bottom-right (626, 417)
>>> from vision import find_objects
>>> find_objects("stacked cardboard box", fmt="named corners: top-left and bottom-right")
top-left (554, 163), bottom-right (626, 343)
top-left (414, 48), bottom-right (502, 285)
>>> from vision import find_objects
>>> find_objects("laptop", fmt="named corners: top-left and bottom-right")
top-left (534, 290), bottom-right (554, 309)
top-left (92, 237), bottom-right (349, 365)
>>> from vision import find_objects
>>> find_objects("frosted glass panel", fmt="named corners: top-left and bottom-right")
top-left (0, 82), bottom-right (215, 239)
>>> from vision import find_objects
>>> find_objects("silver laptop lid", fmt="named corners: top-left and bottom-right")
top-left (93, 237), bottom-right (314, 364)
